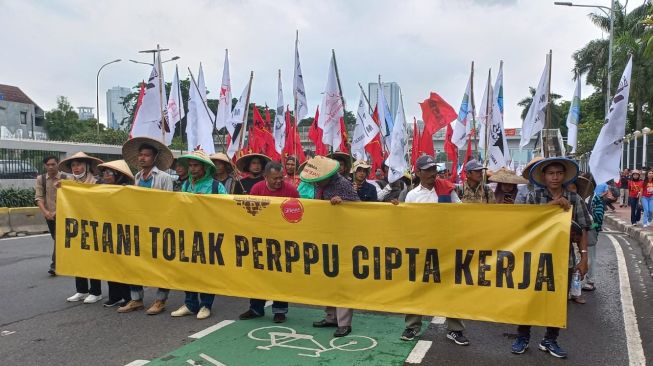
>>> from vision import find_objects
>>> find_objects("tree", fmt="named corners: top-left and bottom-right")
top-left (44, 96), bottom-right (84, 140)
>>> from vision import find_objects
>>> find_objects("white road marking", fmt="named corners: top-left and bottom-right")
top-left (607, 234), bottom-right (646, 366)
top-left (430, 316), bottom-right (445, 324)
top-left (0, 234), bottom-right (49, 241)
top-left (0, 330), bottom-right (16, 336)
top-left (188, 320), bottom-right (235, 339)
top-left (189, 353), bottom-right (226, 366)
top-left (405, 340), bottom-right (433, 364)
top-left (124, 361), bottom-right (149, 366)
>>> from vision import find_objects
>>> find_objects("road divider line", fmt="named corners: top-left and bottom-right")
top-left (607, 234), bottom-right (646, 366)
top-left (405, 340), bottom-right (432, 364)
top-left (188, 320), bottom-right (235, 339)
top-left (0, 233), bottom-right (49, 241)
top-left (124, 361), bottom-right (149, 366)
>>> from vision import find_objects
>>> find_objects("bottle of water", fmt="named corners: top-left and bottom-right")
top-left (571, 271), bottom-right (581, 297)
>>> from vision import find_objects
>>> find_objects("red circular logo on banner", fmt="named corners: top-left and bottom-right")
top-left (281, 198), bottom-right (304, 223)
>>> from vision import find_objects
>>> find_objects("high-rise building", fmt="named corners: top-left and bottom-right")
top-left (77, 106), bottom-right (95, 121)
top-left (368, 82), bottom-right (401, 119)
top-left (106, 86), bottom-right (131, 130)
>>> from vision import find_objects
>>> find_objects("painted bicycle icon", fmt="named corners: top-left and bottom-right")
top-left (247, 326), bottom-right (377, 358)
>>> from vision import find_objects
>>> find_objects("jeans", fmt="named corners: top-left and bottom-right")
top-left (130, 285), bottom-right (169, 302)
top-left (249, 299), bottom-right (288, 316)
top-left (629, 197), bottom-right (642, 224)
top-left (642, 196), bottom-right (653, 225)
top-left (587, 230), bottom-right (599, 283)
top-left (620, 189), bottom-right (629, 205)
top-left (185, 292), bottom-right (215, 313)
top-left (46, 219), bottom-right (56, 270)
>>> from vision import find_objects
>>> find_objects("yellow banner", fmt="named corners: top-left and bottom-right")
top-left (56, 181), bottom-right (571, 327)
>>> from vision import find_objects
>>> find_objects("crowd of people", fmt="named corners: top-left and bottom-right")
top-left (34, 136), bottom-right (612, 359)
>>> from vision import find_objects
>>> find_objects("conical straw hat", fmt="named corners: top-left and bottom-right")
top-left (59, 151), bottom-right (104, 174)
top-left (98, 159), bottom-right (135, 182)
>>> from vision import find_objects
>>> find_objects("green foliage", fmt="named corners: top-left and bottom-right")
top-left (0, 188), bottom-right (36, 208)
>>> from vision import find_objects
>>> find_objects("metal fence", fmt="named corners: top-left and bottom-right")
top-left (621, 133), bottom-right (653, 171)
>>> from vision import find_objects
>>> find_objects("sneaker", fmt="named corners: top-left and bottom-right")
top-left (273, 313), bottom-right (286, 323)
top-left (66, 293), bottom-right (89, 302)
top-left (538, 338), bottom-right (567, 358)
top-left (197, 307), bottom-right (211, 320)
top-left (511, 336), bottom-right (529, 354)
top-left (47, 268), bottom-right (56, 276)
top-left (83, 294), bottom-right (103, 304)
top-left (117, 300), bottom-right (144, 313)
top-left (400, 328), bottom-right (419, 341)
top-left (446, 331), bottom-right (470, 346)
top-left (146, 300), bottom-right (166, 315)
top-left (103, 299), bottom-right (123, 308)
top-left (171, 305), bottom-right (194, 317)
top-left (334, 326), bottom-right (352, 337)
top-left (239, 309), bottom-right (263, 320)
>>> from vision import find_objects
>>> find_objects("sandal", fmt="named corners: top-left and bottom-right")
top-left (571, 296), bottom-right (586, 304)
top-left (582, 283), bottom-right (596, 291)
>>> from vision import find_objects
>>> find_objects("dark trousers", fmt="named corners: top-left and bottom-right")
top-left (517, 268), bottom-right (572, 341)
top-left (250, 299), bottom-right (288, 316)
top-left (108, 281), bottom-right (131, 302)
top-left (75, 277), bottom-right (101, 296)
top-left (629, 197), bottom-right (642, 224)
top-left (185, 292), bottom-right (215, 313)
top-left (46, 219), bottom-right (56, 270)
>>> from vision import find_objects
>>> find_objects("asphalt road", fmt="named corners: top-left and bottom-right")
top-left (0, 230), bottom-right (651, 366)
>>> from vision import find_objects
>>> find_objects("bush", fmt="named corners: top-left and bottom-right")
top-left (0, 188), bottom-right (36, 208)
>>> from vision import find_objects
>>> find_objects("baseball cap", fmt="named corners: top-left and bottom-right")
top-left (465, 159), bottom-right (487, 171)
top-left (416, 155), bottom-right (438, 170)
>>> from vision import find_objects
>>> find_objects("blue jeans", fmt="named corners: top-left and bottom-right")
top-left (250, 299), bottom-right (288, 316)
top-left (629, 197), bottom-right (642, 224)
top-left (130, 285), bottom-right (169, 302)
top-left (185, 292), bottom-right (215, 313)
top-left (642, 196), bottom-right (653, 225)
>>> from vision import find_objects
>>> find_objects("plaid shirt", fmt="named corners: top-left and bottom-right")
top-left (455, 182), bottom-right (495, 204)
top-left (317, 174), bottom-right (361, 202)
top-left (526, 187), bottom-right (592, 229)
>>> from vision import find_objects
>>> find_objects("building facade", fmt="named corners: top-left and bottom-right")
top-left (106, 86), bottom-right (130, 130)
top-left (0, 84), bottom-right (47, 140)
top-left (77, 106), bottom-right (95, 120)
top-left (368, 82), bottom-right (400, 119)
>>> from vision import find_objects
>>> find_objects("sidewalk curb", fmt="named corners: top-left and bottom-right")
top-left (604, 212), bottom-right (653, 262)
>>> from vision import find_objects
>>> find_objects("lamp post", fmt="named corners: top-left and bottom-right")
top-left (128, 56), bottom-right (180, 67)
top-left (554, 0), bottom-right (615, 115)
top-left (643, 127), bottom-right (651, 167)
top-left (96, 59), bottom-right (122, 136)
top-left (626, 135), bottom-right (632, 169)
top-left (634, 130), bottom-right (642, 169)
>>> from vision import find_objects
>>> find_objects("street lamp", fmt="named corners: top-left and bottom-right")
top-left (634, 130), bottom-right (642, 169)
top-left (643, 127), bottom-right (651, 167)
top-left (554, 0), bottom-right (615, 115)
top-left (96, 58), bottom-right (122, 136)
top-left (129, 56), bottom-right (180, 66)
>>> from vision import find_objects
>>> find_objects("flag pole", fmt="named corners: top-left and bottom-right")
top-left (175, 65), bottom-right (184, 154)
top-left (235, 71), bottom-right (254, 158)
top-left (470, 61), bottom-right (478, 156)
top-left (377, 74), bottom-right (388, 157)
top-left (187, 67), bottom-right (220, 150)
top-left (156, 45), bottom-right (168, 143)
top-left (331, 49), bottom-right (350, 161)
top-left (292, 31), bottom-right (299, 167)
top-left (220, 49), bottom-right (229, 154)
top-left (482, 68), bottom-right (493, 183)
top-left (544, 50), bottom-right (553, 158)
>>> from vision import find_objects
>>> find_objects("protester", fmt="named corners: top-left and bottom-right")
top-left (511, 157), bottom-right (590, 359)
top-left (172, 158), bottom-right (189, 192)
top-left (301, 156), bottom-right (359, 337)
top-left (351, 160), bottom-right (378, 202)
top-left (170, 150), bottom-right (225, 320)
top-left (35, 155), bottom-right (68, 276)
top-left (400, 155), bottom-right (468, 346)
top-left (585, 182), bottom-right (610, 292)
top-left (455, 159), bottom-right (495, 204)
top-left (234, 153), bottom-right (271, 195)
top-left (375, 163), bottom-right (410, 202)
top-left (515, 157), bottom-right (543, 204)
top-left (628, 170), bottom-right (643, 225)
top-left (239, 161), bottom-right (299, 323)
top-left (118, 137), bottom-right (174, 315)
top-left (59, 152), bottom-right (104, 303)
top-left (641, 170), bottom-right (653, 227)
top-left (210, 152), bottom-right (236, 193)
top-left (489, 167), bottom-right (529, 204)
top-left (97, 160), bottom-right (134, 307)
top-left (605, 180), bottom-right (619, 211)
top-left (284, 155), bottom-right (301, 187)
top-left (329, 152), bottom-right (352, 180)
top-left (619, 168), bottom-right (630, 207)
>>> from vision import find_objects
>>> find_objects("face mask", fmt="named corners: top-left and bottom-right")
top-left (72, 172), bottom-right (86, 180)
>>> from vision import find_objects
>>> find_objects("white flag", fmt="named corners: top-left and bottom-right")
top-left (477, 76), bottom-right (490, 149)
top-left (215, 49), bottom-right (232, 132)
top-left (226, 79), bottom-right (252, 159)
top-left (589, 56), bottom-right (633, 185)
top-left (487, 63), bottom-right (510, 170)
top-left (317, 53), bottom-right (343, 148)
top-left (273, 71), bottom-right (286, 154)
top-left (166, 65), bottom-right (184, 146)
top-left (378, 81), bottom-right (394, 151)
top-left (131, 53), bottom-right (169, 143)
top-left (566, 75), bottom-right (581, 154)
top-left (520, 54), bottom-right (551, 148)
top-left (186, 64), bottom-right (215, 154)
top-left (385, 93), bottom-right (408, 183)
top-left (452, 74), bottom-right (474, 150)
top-left (351, 90), bottom-right (380, 161)
top-left (293, 33), bottom-right (308, 121)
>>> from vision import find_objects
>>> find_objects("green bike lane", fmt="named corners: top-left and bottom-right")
top-left (143, 306), bottom-right (420, 366)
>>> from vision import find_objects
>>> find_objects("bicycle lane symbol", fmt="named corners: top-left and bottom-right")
top-left (247, 326), bottom-right (378, 358)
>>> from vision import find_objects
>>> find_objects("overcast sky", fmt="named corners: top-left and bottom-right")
top-left (1, 0), bottom-right (611, 128)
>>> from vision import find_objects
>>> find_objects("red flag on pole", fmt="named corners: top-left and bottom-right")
top-left (411, 117), bottom-right (420, 171)
top-left (419, 92), bottom-right (458, 135)
top-left (308, 106), bottom-right (328, 156)
top-left (338, 117), bottom-right (349, 153)
top-left (365, 105), bottom-right (385, 179)
top-left (283, 109), bottom-right (306, 163)
top-left (444, 122), bottom-right (458, 182)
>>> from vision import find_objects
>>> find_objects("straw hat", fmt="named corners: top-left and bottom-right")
top-left (236, 153), bottom-right (271, 173)
top-left (489, 167), bottom-right (529, 185)
top-left (210, 152), bottom-right (235, 172)
top-left (521, 156), bottom-right (545, 180)
top-left (98, 160), bottom-right (135, 183)
top-left (179, 149), bottom-right (217, 176)
top-left (328, 152), bottom-right (352, 172)
top-left (351, 160), bottom-right (371, 173)
top-left (572, 175), bottom-right (596, 200)
top-left (529, 157), bottom-right (579, 188)
top-left (300, 156), bottom-right (340, 183)
top-left (59, 152), bottom-right (104, 174)
top-left (122, 137), bottom-right (174, 171)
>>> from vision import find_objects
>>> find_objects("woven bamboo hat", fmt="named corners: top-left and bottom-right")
top-left (179, 149), bottom-right (217, 176)
top-left (529, 157), bottom-right (579, 188)
top-left (210, 152), bottom-right (235, 172)
top-left (300, 156), bottom-right (340, 183)
top-left (122, 137), bottom-right (174, 171)
top-left (98, 159), bottom-right (135, 183)
top-left (328, 152), bottom-right (352, 173)
top-left (235, 153), bottom-right (271, 173)
top-left (489, 167), bottom-right (529, 185)
top-left (572, 175), bottom-right (596, 200)
top-left (521, 156), bottom-right (545, 180)
top-left (59, 152), bottom-right (104, 174)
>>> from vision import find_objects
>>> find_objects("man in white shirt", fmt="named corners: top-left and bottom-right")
top-left (401, 155), bottom-right (467, 345)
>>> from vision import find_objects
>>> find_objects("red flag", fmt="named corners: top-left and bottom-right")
top-left (338, 117), bottom-right (349, 153)
top-left (129, 81), bottom-right (146, 139)
top-left (419, 128), bottom-right (435, 157)
top-left (308, 106), bottom-right (328, 156)
top-left (410, 117), bottom-right (420, 172)
top-left (264, 106), bottom-right (272, 130)
top-left (251, 104), bottom-right (280, 160)
top-left (365, 105), bottom-right (385, 179)
top-left (283, 110), bottom-right (306, 163)
top-left (444, 122), bottom-right (458, 183)
top-left (419, 92), bottom-right (458, 135)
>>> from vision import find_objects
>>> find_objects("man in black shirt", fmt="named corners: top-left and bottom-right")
top-left (234, 154), bottom-right (271, 194)
top-left (352, 160), bottom-right (378, 202)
